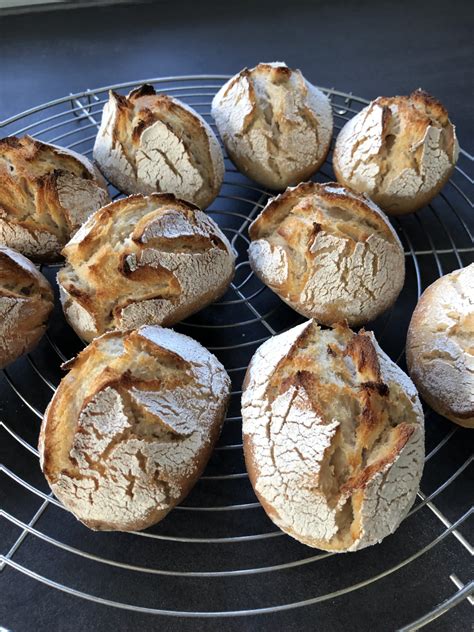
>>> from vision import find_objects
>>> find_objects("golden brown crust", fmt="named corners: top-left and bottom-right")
top-left (333, 90), bottom-right (458, 216)
top-left (344, 330), bottom-right (383, 381)
top-left (249, 182), bottom-right (398, 244)
top-left (0, 136), bottom-right (111, 262)
top-left (0, 245), bottom-right (54, 368)
top-left (340, 423), bottom-right (414, 495)
top-left (39, 326), bottom-right (231, 531)
top-left (242, 320), bottom-right (424, 551)
top-left (93, 86), bottom-right (224, 208)
top-left (248, 182), bottom-right (405, 327)
top-left (378, 90), bottom-right (450, 125)
top-left (110, 87), bottom-right (209, 149)
top-left (211, 62), bottom-right (333, 190)
top-left (58, 193), bottom-right (235, 342)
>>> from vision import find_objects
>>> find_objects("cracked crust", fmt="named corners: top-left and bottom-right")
top-left (93, 85), bottom-right (224, 209)
top-left (0, 245), bottom-right (54, 368)
top-left (58, 193), bottom-right (235, 342)
top-left (242, 320), bottom-right (424, 551)
top-left (211, 62), bottom-right (333, 190)
top-left (333, 90), bottom-right (459, 215)
top-left (406, 264), bottom-right (474, 428)
top-left (39, 325), bottom-right (231, 531)
top-left (248, 182), bottom-right (405, 326)
top-left (0, 136), bottom-right (111, 261)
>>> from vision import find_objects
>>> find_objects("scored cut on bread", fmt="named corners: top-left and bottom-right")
top-left (93, 85), bottom-right (224, 209)
top-left (242, 320), bottom-right (424, 552)
top-left (333, 90), bottom-right (458, 215)
top-left (212, 62), bottom-right (333, 190)
top-left (58, 193), bottom-right (235, 342)
top-left (39, 325), bottom-right (231, 531)
top-left (0, 136), bottom-right (111, 261)
top-left (248, 182), bottom-right (405, 326)
top-left (0, 245), bottom-right (54, 368)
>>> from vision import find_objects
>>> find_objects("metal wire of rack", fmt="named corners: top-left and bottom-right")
top-left (0, 76), bottom-right (473, 630)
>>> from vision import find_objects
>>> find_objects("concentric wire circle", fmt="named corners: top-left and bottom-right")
top-left (1, 76), bottom-right (473, 629)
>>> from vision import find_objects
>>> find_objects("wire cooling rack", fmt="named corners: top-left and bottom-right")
top-left (0, 76), bottom-right (473, 630)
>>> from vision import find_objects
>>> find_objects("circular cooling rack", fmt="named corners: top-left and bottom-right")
top-left (0, 76), bottom-right (473, 630)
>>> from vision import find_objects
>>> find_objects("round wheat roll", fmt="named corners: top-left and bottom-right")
top-left (39, 325), bottom-right (231, 531)
top-left (0, 246), bottom-right (54, 368)
top-left (406, 264), bottom-right (474, 429)
top-left (242, 320), bottom-right (424, 552)
top-left (58, 193), bottom-right (235, 343)
top-left (0, 136), bottom-right (111, 262)
top-left (93, 84), bottom-right (224, 209)
top-left (248, 182), bottom-right (405, 327)
top-left (333, 90), bottom-right (459, 215)
top-left (211, 62), bottom-right (333, 190)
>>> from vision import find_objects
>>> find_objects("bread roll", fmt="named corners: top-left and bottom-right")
top-left (93, 85), bottom-right (224, 208)
top-left (248, 182), bottom-right (405, 326)
top-left (242, 320), bottom-right (424, 552)
top-left (333, 90), bottom-right (458, 215)
top-left (58, 193), bottom-right (235, 342)
top-left (0, 246), bottom-right (53, 368)
top-left (211, 62), bottom-right (333, 190)
top-left (0, 136), bottom-right (111, 261)
top-left (39, 325), bottom-right (231, 531)
top-left (406, 264), bottom-right (473, 428)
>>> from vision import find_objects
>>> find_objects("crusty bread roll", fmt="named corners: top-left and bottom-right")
top-left (248, 182), bottom-right (405, 326)
top-left (0, 136), bottom-right (111, 261)
top-left (211, 62), bottom-right (333, 190)
top-left (58, 193), bottom-right (235, 342)
top-left (406, 264), bottom-right (473, 429)
top-left (0, 245), bottom-right (54, 368)
top-left (333, 90), bottom-right (458, 215)
top-left (93, 85), bottom-right (224, 208)
top-left (242, 320), bottom-right (424, 552)
top-left (39, 325), bottom-right (231, 531)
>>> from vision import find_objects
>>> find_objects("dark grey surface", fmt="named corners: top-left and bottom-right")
top-left (0, 1), bottom-right (473, 631)
top-left (0, 0), bottom-right (473, 154)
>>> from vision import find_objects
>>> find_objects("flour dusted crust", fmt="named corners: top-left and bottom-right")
top-left (242, 320), bottom-right (424, 552)
top-left (0, 136), bottom-right (111, 261)
top-left (39, 325), bottom-right (231, 531)
top-left (0, 245), bottom-right (53, 368)
top-left (211, 62), bottom-right (333, 190)
top-left (333, 90), bottom-right (458, 215)
top-left (93, 85), bottom-right (224, 209)
top-left (58, 193), bottom-right (235, 342)
top-left (407, 264), bottom-right (474, 428)
top-left (248, 182), bottom-right (405, 326)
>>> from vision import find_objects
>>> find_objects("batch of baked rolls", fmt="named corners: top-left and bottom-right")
top-left (1, 62), bottom-right (472, 550)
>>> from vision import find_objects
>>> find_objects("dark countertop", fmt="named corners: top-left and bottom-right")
top-left (1, 0), bottom-right (473, 153)
top-left (0, 2), bottom-right (473, 631)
